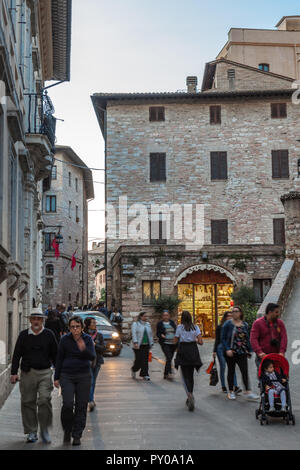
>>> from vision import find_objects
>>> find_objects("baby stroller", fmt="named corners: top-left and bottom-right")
top-left (255, 353), bottom-right (295, 425)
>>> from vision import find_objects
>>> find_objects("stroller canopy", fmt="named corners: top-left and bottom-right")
top-left (258, 353), bottom-right (289, 378)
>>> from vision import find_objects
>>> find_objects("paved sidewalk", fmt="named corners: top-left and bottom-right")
top-left (0, 335), bottom-right (299, 450)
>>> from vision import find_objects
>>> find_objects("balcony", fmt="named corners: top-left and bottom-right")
top-left (25, 92), bottom-right (57, 180)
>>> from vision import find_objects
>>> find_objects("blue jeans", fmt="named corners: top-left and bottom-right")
top-left (216, 344), bottom-right (237, 389)
top-left (89, 364), bottom-right (101, 402)
top-left (268, 389), bottom-right (287, 409)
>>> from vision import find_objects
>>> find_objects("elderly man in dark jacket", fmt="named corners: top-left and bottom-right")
top-left (156, 310), bottom-right (177, 379)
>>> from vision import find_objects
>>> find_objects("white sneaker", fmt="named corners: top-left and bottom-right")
top-left (269, 406), bottom-right (276, 412)
top-left (131, 370), bottom-right (136, 379)
top-left (245, 392), bottom-right (259, 401)
top-left (228, 391), bottom-right (236, 400)
top-left (143, 376), bottom-right (150, 381)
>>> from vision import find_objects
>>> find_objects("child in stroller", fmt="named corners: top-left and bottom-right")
top-left (255, 353), bottom-right (295, 425)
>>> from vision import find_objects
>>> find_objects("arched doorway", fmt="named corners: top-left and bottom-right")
top-left (175, 264), bottom-right (236, 338)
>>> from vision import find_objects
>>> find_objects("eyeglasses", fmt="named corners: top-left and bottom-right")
top-left (70, 325), bottom-right (82, 330)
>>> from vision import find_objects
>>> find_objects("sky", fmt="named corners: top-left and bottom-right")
top-left (48, 0), bottom-right (300, 248)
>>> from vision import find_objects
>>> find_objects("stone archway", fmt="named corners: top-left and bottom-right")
top-left (175, 263), bottom-right (236, 286)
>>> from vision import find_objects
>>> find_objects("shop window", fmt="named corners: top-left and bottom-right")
top-left (211, 220), bottom-right (228, 245)
top-left (253, 279), bottom-right (272, 303)
top-left (149, 107), bottom-right (165, 122)
top-left (271, 103), bottom-right (287, 119)
top-left (142, 281), bottom-right (161, 305)
top-left (259, 63), bottom-right (270, 72)
top-left (272, 150), bottom-right (289, 179)
top-left (273, 218), bottom-right (285, 245)
top-left (210, 106), bottom-right (221, 124)
top-left (150, 153), bottom-right (166, 182)
top-left (46, 195), bottom-right (56, 213)
top-left (211, 152), bottom-right (227, 180)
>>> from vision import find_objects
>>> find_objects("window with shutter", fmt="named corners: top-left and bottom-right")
top-left (273, 218), bottom-right (285, 245)
top-left (271, 103), bottom-right (287, 119)
top-left (149, 107), bottom-right (165, 122)
top-left (210, 106), bottom-right (221, 124)
top-left (211, 220), bottom-right (228, 245)
top-left (150, 153), bottom-right (166, 182)
top-left (211, 152), bottom-right (227, 180)
top-left (272, 150), bottom-right (289, 179)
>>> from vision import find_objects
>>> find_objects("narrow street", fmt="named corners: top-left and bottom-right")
top-left (1, 299), bottom-right (300, 451)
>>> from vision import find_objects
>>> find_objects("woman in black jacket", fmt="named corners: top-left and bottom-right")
top-left (156, 310), bottom-right (177, 379)
top-left (84, 317), bottom-right (105, 412)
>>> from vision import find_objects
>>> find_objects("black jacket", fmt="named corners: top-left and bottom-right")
top-left (92, 332), bottom-right (105, 366)
top-left (54, 332), bottom-right (96, 380)
top-left (261, 370), bottom-right (287, 389)
top-left (156, 320), bottom-right (177, 345)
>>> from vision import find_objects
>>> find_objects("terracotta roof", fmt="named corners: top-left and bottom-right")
top-left (51, 0), bottom-right (72, 81)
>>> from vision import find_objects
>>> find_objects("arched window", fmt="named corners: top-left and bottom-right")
top-left (46, 264), bottom-right (54, 276)
top-left (259, 63), bottom-right (270, 72)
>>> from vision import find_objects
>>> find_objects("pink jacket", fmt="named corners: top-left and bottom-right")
top-left (250, 316), bottom-right (287, 356)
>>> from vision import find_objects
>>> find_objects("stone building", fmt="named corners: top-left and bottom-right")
top-left (88, 242), bottom-right (105, 305)
top-left (0, 0), bottom-right (72, 406)
top-left (92, 16), bottom-right (300, 338)
top-left (42, 146), bottom-right (94, 309)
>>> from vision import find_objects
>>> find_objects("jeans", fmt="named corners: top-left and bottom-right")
top-left (160, 343), bottom-right (176, 376)
top-left (216, 344), bottom-right (237, 389)
top-left (132, 345), bottom-right (150, 377)
top-left (60, 372), bottom-right (91, 439)
top-left (225, 354), bottom-right (250, 391)
top-left (268, 389), bottom-right (287, 409)
top-left (89, 364), bottom-right (101, 402)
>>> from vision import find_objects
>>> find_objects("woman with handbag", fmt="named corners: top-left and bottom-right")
top-left (174, 311), bottom-right (203, 412)
top-left (131, 312), bottom-right (153, 381)
top-left (84, 317), bottom-right (105, 412)
top-left (221, 306), bottom-right (259, 401)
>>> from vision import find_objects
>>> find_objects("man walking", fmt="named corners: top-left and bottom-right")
top-left (156, 310), bottom-right (177, 379)
top-left (10, 308), bottom-right (58, 444)
top-left (250, 303), bottom-right (288, 370)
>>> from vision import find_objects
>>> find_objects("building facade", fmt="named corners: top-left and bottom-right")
top-left (92, 16), bottom-right (300, 339)
top-left (42, 146), bottom-right (94, 310)
top-left (88, 242), bottom-right (105, 304)
top-left (0, 0), bottom-right (72, 406)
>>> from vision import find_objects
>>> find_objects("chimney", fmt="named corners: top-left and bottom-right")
top-left (186, 76), bottom-right (198, 93)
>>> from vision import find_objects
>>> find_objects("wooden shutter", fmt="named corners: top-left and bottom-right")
top-left (272, 150), bottom-right (289, 178)
top-left (211, 220), bottom-right (228, 244)
top-left (273, 219), bottom-right (285, 245)
top-left (210, 106), bottom-right (221, 124)
top-left (149, 107), bottom-right (165, 122)
top-left (150, 153), bottom-right (166, 182)
top-left (211, 152), bottom-right (227, 180)
top-left (271, 103), bottom-right (287, 119)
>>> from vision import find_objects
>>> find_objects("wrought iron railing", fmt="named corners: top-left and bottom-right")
top-left (25, 92), bottom-right (57, 152)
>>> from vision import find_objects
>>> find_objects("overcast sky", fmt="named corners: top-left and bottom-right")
top-left (48, 0), bottom-right (300, 248)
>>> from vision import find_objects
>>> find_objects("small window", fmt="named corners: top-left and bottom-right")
top-left (227, 69), bottom-right (235, 79)
top-left (142, 281), bottom-right (161, 305)
top-left (271, 103), bottom-right (287, 119)
top-left (150, 153), bottom-right (166, 182)
top-left (272, 150), bottom-right (289, 179)
top-left (149, 107), bottom-right (165, 122)
top-left (68, 293), bottom-right (72, 302)
top-left (69, 201), bottom-right (71, 218)
top-left (211, 220), bottom-right (228, 245)
top-left (211, 152), bottom-right (227, 180)
top-left (253, 279), bottom-right (272, 303)
top-left (273, 218), bottom-right (285, 245)
top-left (46, 195), bottom-right (56, 213)
top-left (76, 205), bottom-right (79, 222)
top-left (46, 278), bottom-right (54, 289)
top-left (51, 166), bottom-right (57, 180)
top-left (68, 172), bottom-right (71, 187)
top-left (75, 178), bottom-right (78, 192)
top-left (259, 63), bottom-right (270, 72)
top-left (150, 219), bottom-right (167, 245)
top-left (210, 106), bottom-right (221, 125)
top-left (46, 264), bottom-right (54, 276)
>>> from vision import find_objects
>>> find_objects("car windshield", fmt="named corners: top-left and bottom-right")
top-left (75, 314), bottom-right (111, 327)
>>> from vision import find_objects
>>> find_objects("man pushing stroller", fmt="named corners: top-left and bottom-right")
top-left (261, 359), bottom-right (287, 413)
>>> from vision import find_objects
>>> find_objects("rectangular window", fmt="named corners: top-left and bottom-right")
top-left (68, 172), bottom-right (71, 187)
top-left (210, 106), bottom-right (221, 124)
top-left (75, 178), bottom-right (78, 192)
top-left (46, 195), bottom-right (56, 213)
top-left (273, 218), bottom-right (285, 245)
top-left (149, 107), bottom-right (165, 122)
top-left (150, 153), bottom-right (166, 182)
top-left (51, 166), bottom-right (57, 180)
top-left (150, 219), bottom-right (167, 245)
top-left (45, 233), bottom-right (56, 252)
top-left (69, 201), bottom-right (71, 218)
top-left (272, 150), bottom-right (289, 179)
top-left (253, 279), bottom-right (272, 303)
top-left (259, 63), bottom-right (270, 72)
top-left (142, 281), bottom-right (161, 305)
top-left (271, 103), bottom-right (287, 119)
top-left (211, 152), bottom-right (228, 180)
top-left (76, 206), bottom-right (79, 222)
top-left (211, 220), bottom-right (228, 245)
top-left (46, 278), bottom-right (54, 289)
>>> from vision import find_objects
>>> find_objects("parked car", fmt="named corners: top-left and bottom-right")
top-left (71, 311), bottom-right (122, 356)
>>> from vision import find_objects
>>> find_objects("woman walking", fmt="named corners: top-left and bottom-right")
top-left (45, 309), bottom-right (64, 344)
top-left (84, 317), bottom-right (105, 412)
top-left (174, 311), bottom-right (203, 411)
top-left (156, 310), bottom-right (177, 379)
top-left (213, 311), bottom-right (241, 394)
top-left (54, 316), bottom-right (96, 446)
top-left (221, 306), bottom-right (259, 401)
top-left (131, 312), bottom-right (153, 381)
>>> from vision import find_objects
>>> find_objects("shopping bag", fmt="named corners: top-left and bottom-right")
top-left (148, 351), bottom-right (152, 362)
top-left (206, 361), bottom-right (214, 375)
top-left (209, 363), bottom-right (219, 386)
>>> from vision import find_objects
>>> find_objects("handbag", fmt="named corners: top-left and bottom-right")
top-left (209, 361), bottom-right (219, 386)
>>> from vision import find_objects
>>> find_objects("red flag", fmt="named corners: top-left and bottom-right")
top-left (52, 238), bottom-right (60, 258)
top-left (71, 252), bottom-right (77, 270)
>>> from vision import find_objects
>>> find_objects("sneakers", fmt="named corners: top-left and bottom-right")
top-left (228, 391), bottom-right (236, 400)
top-left (244, 392), bottom-right (259, 401)
top-left (131, 370), bottom-right (136, 379)
top-left (234, 386), bottom-right (242, 394)
top-left (40, 429), bottom-right (51, 444)
top-left (88, 401), bottom-right (95, 412)
top-left (72, 437), bottom-right (81, 446)
top-left (27, 432), bottom-right (38, 443)
top-left (269, 406), bottom-right (276, 412)
top-left (143, 376), bottom-right (150, 381)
